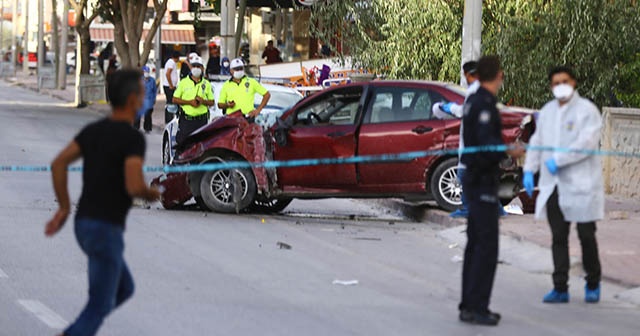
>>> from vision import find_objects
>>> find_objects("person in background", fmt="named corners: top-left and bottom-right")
top-left (523, 66), bottom-right (604, 304)
top-left (172, 56), bottom-right (215, 144)
top-left (433, 62), bottom-right (479, 218)
top-left (218, 58), bottom-right (271, 121)
top-left (458, 56), bottom-right (525, 326)
top-left (162, 51), bottom-right (180, 123)
top-left (206, 45), bottom-right (221, 78)
top-left (180, 52), bottom-right (199, 79)
top-left (134, 66), bottom-right (157, 134)
top-left (46, 69), bottom-right (160, 336)
top-left (262, 40), bottom-right (282, 64)
top-left (220, 57), bottom-right (231, 76)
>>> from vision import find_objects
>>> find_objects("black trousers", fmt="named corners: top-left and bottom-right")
top-left (176, 115), bottom-right (208, 145)
top-left (163, 86), bottom-right (175, 124)
top-left (134, 108), bottom-right (153, 132)
top-left (546, 188), bottom-right (601, 292)
top-left (459, 179), bottom-right (500, 313)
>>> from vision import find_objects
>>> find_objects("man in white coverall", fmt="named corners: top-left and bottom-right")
top-left (523, 66), bottom-right (603, 304)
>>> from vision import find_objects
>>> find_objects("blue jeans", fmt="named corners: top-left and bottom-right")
top-left (65, 218), bottom-right (135, 336)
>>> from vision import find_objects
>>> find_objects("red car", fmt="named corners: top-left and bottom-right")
top-left (153, 81), bottom-right (535, 213)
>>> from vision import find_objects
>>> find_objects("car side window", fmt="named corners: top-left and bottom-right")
top-left (367, 87), bottom-right (441, 124)
top-left (295, 87), bottom-right (363, 126)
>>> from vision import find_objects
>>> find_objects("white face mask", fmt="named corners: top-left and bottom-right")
top-left (143, 72), bottom-right (150, 78)
top-left (191, 67), bottom-right (203, 78)
top-left (233, 70), bottom-right (245, 79)
top-left (223, 62), bottom-right (230, 67)
top-left (552, 83), bottom-right (574, 102)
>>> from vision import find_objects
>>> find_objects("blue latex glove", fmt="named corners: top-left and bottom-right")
top-left (440, 102), bottom-right (453, 114)
top-left (545, 158), bottom-right (559, 175)
top-left (523, 171), bottom-right (535, 198)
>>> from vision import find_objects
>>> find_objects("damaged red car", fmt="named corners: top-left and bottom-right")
top-left (153, 81), bottom-right (535, 213)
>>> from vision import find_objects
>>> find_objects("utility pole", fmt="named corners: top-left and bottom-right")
top-left (234, 0), bottom-right (246, 59)
top-left (37, 0), bottom-right (43, 72)
top-left (11, 0), bottom-right (17, 72)
top-left (220, 0), bottom-right (236, 60)
top-left (461, 0), bottom-right (482, 86)
top-left (22, 0), bottom-right (28, 73)
top-left (58, 0), bottom-right (68, 89)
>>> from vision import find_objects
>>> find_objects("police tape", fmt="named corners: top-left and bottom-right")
top-left (1, 145), bottom-right (638, 174)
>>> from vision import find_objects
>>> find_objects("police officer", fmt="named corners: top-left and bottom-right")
top-left (458, 56), bottom-right (524, 326)
top-left (172, 56), bottom-right (215, 145)
top-left (217, 58), bottom-right (271, 121)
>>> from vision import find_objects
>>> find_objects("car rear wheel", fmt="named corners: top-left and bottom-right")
top-left (198, 156), bottom-right (256, 213)
top-left (249, 197), bottom-right (293, 214)
top-left (430, 158), bottom-right (463, 212)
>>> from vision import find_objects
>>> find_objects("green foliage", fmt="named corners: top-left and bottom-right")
top-left (311, 0), bottom-right (464, 82)
top-left (312, 0), bottom-right (640, 108)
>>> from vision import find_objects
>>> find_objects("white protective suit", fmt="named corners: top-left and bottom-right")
top-left (523, 92), bottom-right (604, 222)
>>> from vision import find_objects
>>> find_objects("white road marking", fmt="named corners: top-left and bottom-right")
top-left (17, 300), bottom-right (68, 329)
top-left (0, 266), bottom-right (8, 278)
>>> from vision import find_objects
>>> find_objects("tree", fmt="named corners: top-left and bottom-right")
top-left (97, 0), bottom-right (168, 68)
top-left (490, 0), bottom-right (640, 108)
top-left (310, 0), bottom-right (464, 82)
top-left (68, 0), bottom-right (99, 75)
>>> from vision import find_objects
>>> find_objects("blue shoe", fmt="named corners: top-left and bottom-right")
top-left (450, 208), bottom-right (469, 218)
top-left (585, 284), bottom-right (600, 303)
top-left (543, 289), bottom-right (569, 303)
top-left (499, 207), bottom-right (508, 217)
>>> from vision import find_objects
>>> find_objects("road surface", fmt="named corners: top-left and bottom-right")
top-left (0, 81), bottom-right (638, 335)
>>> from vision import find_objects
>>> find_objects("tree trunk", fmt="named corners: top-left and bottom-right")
top-left (77, 27), bottom-right (91, 74)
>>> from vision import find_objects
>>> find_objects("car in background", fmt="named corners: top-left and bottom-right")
top-left (153, 80), bottom-right (535, 213)
top-left (162, 80), bottom-right (304, 165)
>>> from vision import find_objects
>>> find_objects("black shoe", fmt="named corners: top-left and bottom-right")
top-left (459, 310), bottom-right (500, 326)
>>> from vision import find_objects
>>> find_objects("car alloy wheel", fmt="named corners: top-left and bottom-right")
top-left (439, 166), bottom-right (463, 206)
top-left (198, 156), bottom-right (257, 213)
top-left (208, 169), bottom-right (248, 204)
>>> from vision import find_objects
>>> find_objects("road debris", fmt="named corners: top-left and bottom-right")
top-left (277, 241), bottom-right (292, 250)
top-left (448, 243), bottom-right (459, 249)
top-left (451, 255), bottom-right (464, 263)
top-left (332, 280), bottom-right (359, 286)
top-left (352, 237), bottom-right (382, 241)
top-left (504, 204), bottom-right (524, 215)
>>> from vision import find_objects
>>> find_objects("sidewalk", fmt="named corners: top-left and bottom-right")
top-left (2, 71), bottom-right (168, 131)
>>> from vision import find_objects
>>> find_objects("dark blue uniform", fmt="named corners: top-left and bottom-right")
top-left (459, 86), bottom-right (506, 314)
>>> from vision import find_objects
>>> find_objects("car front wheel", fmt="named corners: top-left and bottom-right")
top-left (430, 157), bottom-right (463, 212)
top-left (198, 156), bottom-right (257, 213)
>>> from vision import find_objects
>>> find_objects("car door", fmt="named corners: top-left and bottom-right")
top-left (357, 84), bottom-right (448, 190)
top-left (273, 85), bottom-right (364, 189)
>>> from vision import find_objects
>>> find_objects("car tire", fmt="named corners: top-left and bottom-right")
top-left (198, 156), bottom-right (257, 213)
top-left (430, 157), bottom-right (463, 212)
top-left (249, 197), bottom-right (293, 214)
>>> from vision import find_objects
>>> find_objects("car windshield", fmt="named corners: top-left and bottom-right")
top-left (255, 91), bottom-right (302, 110)
top-left (254, 91), bottom-right (303, 129)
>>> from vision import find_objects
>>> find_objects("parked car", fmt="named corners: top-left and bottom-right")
top-left (162, 80), bottom-right (304, 165)
top-left (153, 81), bottom-right (535, 213)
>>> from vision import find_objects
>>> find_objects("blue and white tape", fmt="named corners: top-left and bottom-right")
top-left (0, 145), bottom-right (637, 174)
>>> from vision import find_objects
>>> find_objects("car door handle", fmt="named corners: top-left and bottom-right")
top-left (327, 131), bottom-right (347, 138)
top-left (412, 126), bottom-right (433, 134)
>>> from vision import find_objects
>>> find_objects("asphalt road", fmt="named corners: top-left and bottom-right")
top-left (0, 81), bottom-right (639, 336)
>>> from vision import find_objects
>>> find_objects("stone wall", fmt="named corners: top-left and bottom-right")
top-left (602, 107), bottom-right (640, 199)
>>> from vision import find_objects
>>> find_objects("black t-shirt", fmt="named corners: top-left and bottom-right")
top-left (74, 118), bottom-right (146, 226)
